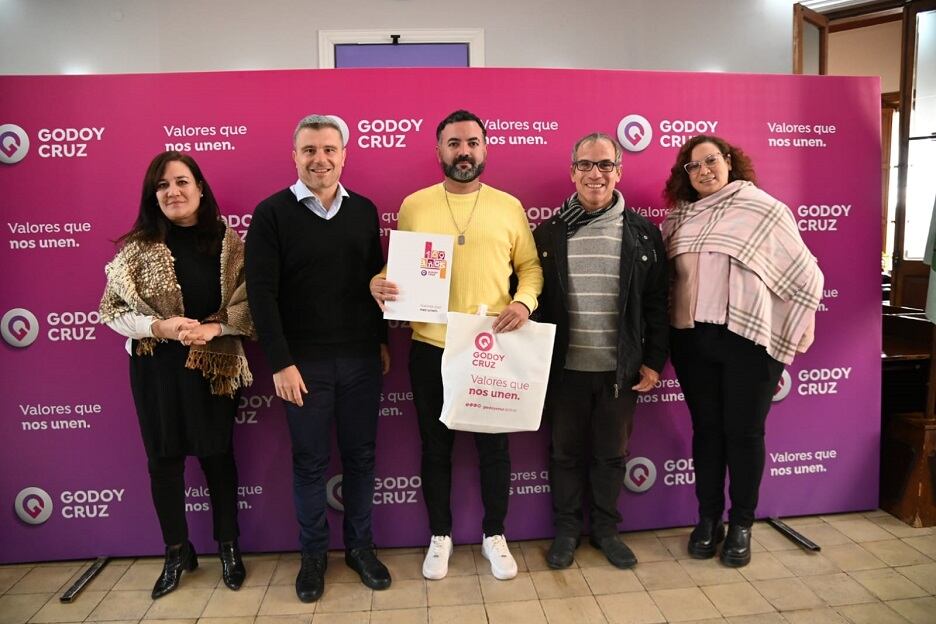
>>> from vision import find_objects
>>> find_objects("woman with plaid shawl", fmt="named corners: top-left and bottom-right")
top-left (662, 136), bottom-right (822, 568)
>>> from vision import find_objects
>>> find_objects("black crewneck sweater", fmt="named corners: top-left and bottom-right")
top-left (245, 187), bottom-right (387, 372)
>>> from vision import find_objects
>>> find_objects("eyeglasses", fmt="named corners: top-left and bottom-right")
top-left (573, 159), bottom-right (619, 172)
top-left (683, 152), bottom-right (727, 175)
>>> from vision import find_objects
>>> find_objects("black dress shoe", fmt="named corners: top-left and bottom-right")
top-left (688, 518), bottom-right (725, 559)
top-left (345, 546), bottom-right (391, 590)
top-left (152, 541), bottom-right (198, 599)
top-left (720, 525), bottom-right (752, 567)
top-left (546, 536), bottom-right (579, 569)
top-left (296, 552), bottom-right (327, 603)
top-left (219, 541), bottom-right (246, 590)
top-left (589, 535), bottom-right (638, 569)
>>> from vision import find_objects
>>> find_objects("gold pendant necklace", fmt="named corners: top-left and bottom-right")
top-left (443, 184), bottom-right (482, 245)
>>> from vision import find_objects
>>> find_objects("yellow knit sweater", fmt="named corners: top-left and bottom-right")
top-left (391, 182), bottom-right (543, 348)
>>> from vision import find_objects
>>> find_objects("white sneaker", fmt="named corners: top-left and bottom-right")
top-left (422, 535), bottom-right (453, 580)
top-left (482, 534), bottom-right (518, 580)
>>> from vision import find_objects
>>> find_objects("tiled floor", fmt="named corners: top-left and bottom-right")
top-left (2, 509), bottom-right (935, 624)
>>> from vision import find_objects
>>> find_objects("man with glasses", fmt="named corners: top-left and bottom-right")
top-left (533, 132), bottom-right (668, 569)
top-left (369, 109), bottom-right (542, 581)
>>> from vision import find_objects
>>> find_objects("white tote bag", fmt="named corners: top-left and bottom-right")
top-left (439, 310), bottom-right (556, 433)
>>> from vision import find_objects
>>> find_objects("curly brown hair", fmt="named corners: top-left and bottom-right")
top-left (662, 135), bottom-right (757, 206)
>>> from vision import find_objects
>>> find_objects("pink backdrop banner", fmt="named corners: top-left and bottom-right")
top-left (0, 68), bottom-right (880, 563)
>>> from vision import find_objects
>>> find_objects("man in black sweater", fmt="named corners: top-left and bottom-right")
top-left (245, 114), bottom-right (391, 602)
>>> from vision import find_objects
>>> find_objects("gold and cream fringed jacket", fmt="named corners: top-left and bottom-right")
top-left (99, 225), bottom-right (254, 397)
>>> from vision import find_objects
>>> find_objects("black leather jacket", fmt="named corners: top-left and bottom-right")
top-left (532, 203), bottom-right (669, 394)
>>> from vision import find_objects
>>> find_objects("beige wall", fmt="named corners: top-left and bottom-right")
top-left (829, 20), bottom-right (901, 92)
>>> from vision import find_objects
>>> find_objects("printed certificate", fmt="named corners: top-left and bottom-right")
top-left (384, 230), bottom-right (454, 323)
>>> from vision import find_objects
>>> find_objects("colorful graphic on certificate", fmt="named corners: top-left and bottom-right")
top-left (384, 230), bottom-right (454, 323)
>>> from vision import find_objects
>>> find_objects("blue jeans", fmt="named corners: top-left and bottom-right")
top-left (284, 354), bottom-right (381, 553)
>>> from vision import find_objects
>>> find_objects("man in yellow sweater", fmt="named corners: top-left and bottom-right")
top-left (370, 110), bottom-right (542, 581)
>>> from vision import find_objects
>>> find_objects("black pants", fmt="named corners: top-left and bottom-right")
top-left (670, 323), bottom-right (784, 527)
top-left (148, 451), bottom-right (239, 546)
top-left (408, 340), bottom-right (510, 537)
top-left (284, 354), bottom-right (381, 554)
top-left (548, 370), bottom-right (637, 539)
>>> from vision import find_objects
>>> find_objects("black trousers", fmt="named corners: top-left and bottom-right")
top-left (408, 340), bottom-right (510, 537)
top-left (548, 370), bottom-right (637, 539)
top-left (284, 354), bottom-right (381, 554)
top-left (670, 323), bottom-right (784, 527)
top-left (148, 451), bottom-right (239, 546)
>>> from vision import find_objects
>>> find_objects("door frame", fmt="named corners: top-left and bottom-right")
top-left (793, 3), bottom-right (829, 74)
top-left (892, 0), bottom-right (936, 307)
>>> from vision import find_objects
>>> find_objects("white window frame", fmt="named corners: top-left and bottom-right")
top-left (318, 29), bottom-right (485, 69)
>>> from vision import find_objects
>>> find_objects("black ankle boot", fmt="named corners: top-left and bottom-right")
top-left (688, 518), bottom-right (725, 559)
top-left (152, 541), bottom-right (198, 599)
top-left (220, 541), bottom-right (246, 590)
top-left (720, 524), bottom-right (752, 567)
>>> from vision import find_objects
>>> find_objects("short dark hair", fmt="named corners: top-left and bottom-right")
top-left (436, 109), bottom-right (487, 141)
top-left (117, 151), bottom-right (223, 252)
top-left (662, 135), bottom-right (757, 206)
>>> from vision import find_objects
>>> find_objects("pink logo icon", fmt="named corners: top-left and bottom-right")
top-left (622, 122), bottom-right (644, 144)
top-left (326, 474), bottom-right (344, 511)
top-left (0, 124), bottom-right (30, 164)
top-left (475, 332), bottom-right (494, 351)
top-left (623, 457), bottom-right (657, 493)
top-left (629, 464), bottom-right (649, 486)
top-left (2, 308), bottom-right (39, 347)
top-left (616, 115), bottom-right (652, 152)
top-left (0, 131), bottom-right (20, 158)
top-left (24, 495), bottom-right (44, 518)
top-left (772, 370), bottom-right (792, 402)
top-left (14, 486), bottom-right (53, 524)
top-left (9, 314), bottom-right (31, 341)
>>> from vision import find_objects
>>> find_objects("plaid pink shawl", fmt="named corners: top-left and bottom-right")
top-left (662, 181), bottom-right (823, 364)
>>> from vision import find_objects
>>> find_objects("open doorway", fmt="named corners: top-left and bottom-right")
top-left (794, 1), bottom-right (935, 309)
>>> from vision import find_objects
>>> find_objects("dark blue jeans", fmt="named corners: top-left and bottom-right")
top-left (284, 354), bottom-right (381, 554)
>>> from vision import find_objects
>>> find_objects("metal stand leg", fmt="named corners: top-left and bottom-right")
top-left (767, 517), bottom-right (821, 551)
top-left (60, 557), bottom-right (109, 603)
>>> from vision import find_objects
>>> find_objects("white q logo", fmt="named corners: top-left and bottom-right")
top-left (326, 474), bottom-right (344, 511)
top-left (15, 487), bottom-right (53, 525)
top-left (2, 308), bottom-right (39, 348)
top-left (773, 369), bottom-right (792, 402)
top-left (623, 457), bottom-right (657, 493)
top-left (327, 115), bottom-right (350, 146)
top-left (0, 124), bottom-right (30, 164)
top-left (617, 115), bottom-right (652, 152)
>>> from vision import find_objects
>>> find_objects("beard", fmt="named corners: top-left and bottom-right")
top-left (441, 155), bottom-right (486, 183)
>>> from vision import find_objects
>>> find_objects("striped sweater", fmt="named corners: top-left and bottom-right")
top-left (565, 200), bottom-right (624, 371)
